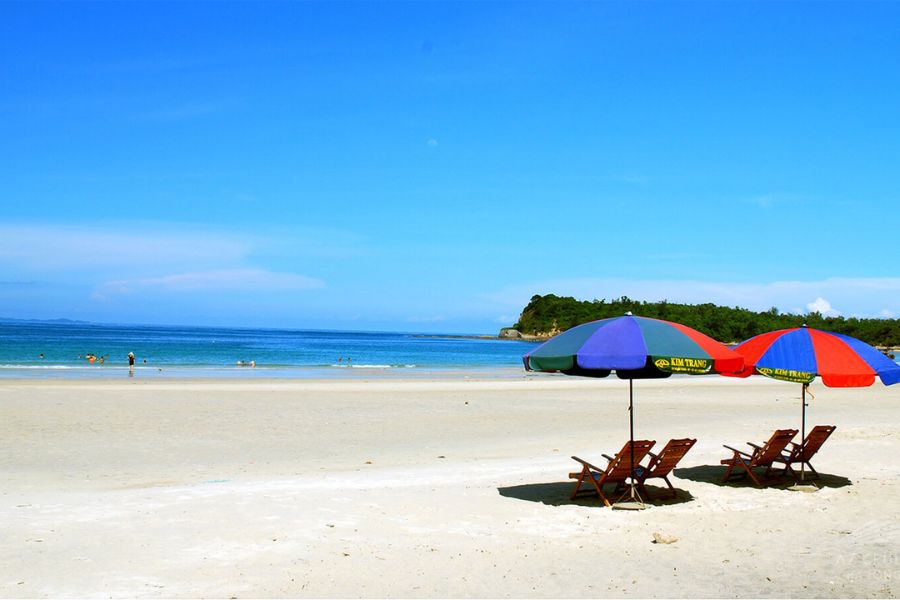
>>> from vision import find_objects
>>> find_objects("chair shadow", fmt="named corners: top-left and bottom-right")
top-left (497, 481), bottom-right (695, 507)
top-left (674, 465), bottom-right (853, 489)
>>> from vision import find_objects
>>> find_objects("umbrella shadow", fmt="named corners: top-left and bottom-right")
top-left (674, 465), bottom-right (853, 490)
top-left (497, 481), bottom-right (695, 507)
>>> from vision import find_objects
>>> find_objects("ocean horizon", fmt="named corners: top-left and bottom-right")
top-left (0, 320), bottom-right (540, 379)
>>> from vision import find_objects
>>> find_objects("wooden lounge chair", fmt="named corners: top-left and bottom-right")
top-left (635, 438), bottom-right (697, 498)
top-left (720, 429), bottom-right (798, 486)
top-left (773, 425), bottom-right (837, 479)
top-left (569, 440), bottom-right (656, 507)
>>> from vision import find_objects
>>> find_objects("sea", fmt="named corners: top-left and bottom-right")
top-left (0, 321), bottom-right (541, 379)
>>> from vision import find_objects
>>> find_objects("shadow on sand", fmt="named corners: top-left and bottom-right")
top-left (674, 465), bottom-right (853, 490)
top-left (497, 481), bottom-right (695, 508)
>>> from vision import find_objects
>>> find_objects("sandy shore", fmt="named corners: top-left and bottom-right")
top-left (1, 374), bottom-right (898, 598)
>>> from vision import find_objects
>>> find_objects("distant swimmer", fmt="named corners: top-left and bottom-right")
top-left (249, 360), bottom-right (255, 368)
top-left (39, 353), bottom-right (44, 359)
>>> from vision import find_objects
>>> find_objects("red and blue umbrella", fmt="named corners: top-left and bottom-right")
top-left (524, 313), bottom-right (744, 505)
top-left (731, 326), bottom-right (900, 387)
top-left (730, 326), bottom-right (900, 480)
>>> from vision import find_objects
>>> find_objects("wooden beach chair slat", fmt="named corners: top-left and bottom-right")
top-left (773, 425), bottom-right (837, 479)
top-left (569, 440), bottom-right (656, 507)
top-left (635, 438), bottom-right (696, 498)
top-left (720, 429), bottom-right (798, 486)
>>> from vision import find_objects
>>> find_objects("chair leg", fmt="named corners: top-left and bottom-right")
top-left (735, 456), bottom-right (762, 486)
top-left (745, 467), bottom-right (762, 487)
top-left (570, 466), bottom-right (589, 500)
top-left (637, 481), bottom-right (649, 500)
top-left (663, 475), bottom-right (676, 498)
top-left (805, 462), bottom-right (819, 478)
top-left (722, 457), bottom-right (737, 482)
top-left (591, 476), bottom-right (612, 507)
top-left (596, 485), bottom-right (612, 507)
top-left (783, 463), bottom-right (797, 480)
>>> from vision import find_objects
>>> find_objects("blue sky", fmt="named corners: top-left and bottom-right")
top-left (1, 2), bottom-right (898, 333)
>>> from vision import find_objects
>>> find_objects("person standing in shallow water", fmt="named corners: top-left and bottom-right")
top-left (128, 352), bottom-right (135, 375)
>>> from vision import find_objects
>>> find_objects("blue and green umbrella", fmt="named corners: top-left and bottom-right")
top-left (524, 313), bottom-right (745, 504)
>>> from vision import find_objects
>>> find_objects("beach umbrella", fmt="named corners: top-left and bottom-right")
top-left (730, 325), bottom-right (900, 480)
top-left (523, 313), bottom-right (745, 506)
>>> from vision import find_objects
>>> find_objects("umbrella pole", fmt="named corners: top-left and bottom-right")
top-left (629, 378), bottom-right (635, 497)
top-left (623, 378), bottom-right (646, 506)
top-left (800, 383), bottom-right (807, 482)
top-left (614, 378), bottom-right (646, 509)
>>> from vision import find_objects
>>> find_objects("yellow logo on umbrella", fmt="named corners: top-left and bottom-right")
top-left (653, 356), bottom-right (712, 374)
top-left (756, 366), bottom-right (815, 383)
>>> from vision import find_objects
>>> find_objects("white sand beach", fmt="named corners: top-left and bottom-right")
top-left (1, 375), bottom-right (898, 598)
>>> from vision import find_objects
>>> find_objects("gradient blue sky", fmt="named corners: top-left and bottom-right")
top-left (1, 2), bottom-right (898, 333)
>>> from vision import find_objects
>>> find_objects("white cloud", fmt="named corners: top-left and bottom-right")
top-left (0, 224), bottom-right (250, 271)
top-left (93, 269), bottom-right (324, 298)
top-left (0, 222), bottom-right (368, 274)
top-left (880, 309), bottom-right (896, 318)
top-left (482, 277), bottom-right (900, 320)
top-left (806, 297), bottom-right (840, 317)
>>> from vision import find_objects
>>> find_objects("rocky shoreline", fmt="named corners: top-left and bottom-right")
top-left (498, 328), bottom-right (553, 341)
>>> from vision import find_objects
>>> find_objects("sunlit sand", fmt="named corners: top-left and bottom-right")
top-left (1, 375), bottom-right (897, 597)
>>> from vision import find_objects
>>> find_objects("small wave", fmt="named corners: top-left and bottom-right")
top-left (327, 363), bottom-right (419, 369)
top-left (0, 364), bottom-right (95, 370)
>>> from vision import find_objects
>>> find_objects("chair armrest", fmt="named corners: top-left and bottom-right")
top-left (601, 454), bottom-right (614, 462)
top-left (571, 456), bottom-right (604, 472)
top-left (788, 442), bottom-right (800, 448)
top-left (747, 442), bottom-right (762, 451)
top-left (647, 451), bottom-right (659, 460)
top-left (723, 445), bottom-right (751, 457)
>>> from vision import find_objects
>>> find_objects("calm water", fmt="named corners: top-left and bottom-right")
top-left (0, 321), bottom-right (540, 378)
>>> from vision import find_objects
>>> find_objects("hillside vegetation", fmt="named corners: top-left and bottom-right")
top-left (512, 294), bottom-right (900, 347)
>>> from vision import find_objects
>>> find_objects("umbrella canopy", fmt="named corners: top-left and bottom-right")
top-left (730, 326), bottom-right (900, 481)
top-left (523, 314), bottom-right (744, 506)
top-left (524, 314), bottom-right (745, 377)
top-left (731, 326), bottom-right (900, 387)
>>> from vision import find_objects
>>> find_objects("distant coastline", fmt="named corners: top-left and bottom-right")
top-left (0, 316), bottom-right (92, 325)
top-left (411, 333), bottom-right (539, 342)
top-left (505, 294), bottom-right (900, 348)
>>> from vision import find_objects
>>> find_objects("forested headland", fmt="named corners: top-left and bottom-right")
top-left (507, 294), bottom-right (900, 348)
